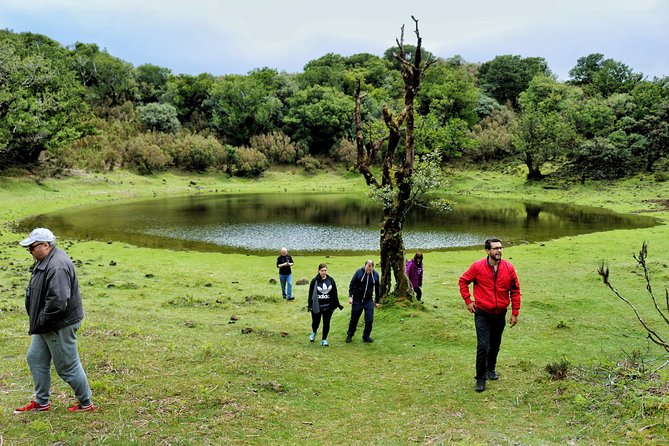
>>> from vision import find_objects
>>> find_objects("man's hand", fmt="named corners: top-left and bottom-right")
top-left (509, 314), bottom-right (518, 327)
top-left (375, 303), bottom-right (380, 309)
top-left (466, 302), bottom-right (476, 313)
top-left (348, 297), bottom-right (353, 305)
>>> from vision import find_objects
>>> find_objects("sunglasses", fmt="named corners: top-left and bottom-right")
top-left (28, 242), bottom-right (45, 252)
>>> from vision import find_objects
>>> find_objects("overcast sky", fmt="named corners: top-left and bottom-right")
top-left (2, 0), bottom-right (668, 81)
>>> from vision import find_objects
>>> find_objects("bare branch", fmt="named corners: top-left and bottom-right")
top-left (599, 245), bottom-right (669, 354)
top-left (603, 279), bottom-right (669, 352)
top-left (354, 80), bottom-right (380, 189)
top-left (634, 242), bottom-right (669, 325)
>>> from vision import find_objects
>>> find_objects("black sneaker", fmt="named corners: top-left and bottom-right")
top-left (486, 370), bottom-right (499, 380)
top-left (345, 335), bottom-right (352, 343)
top-left (362, 337), bottom-right (374, 343)
top-left (475, 380), bottom-right (486, 392)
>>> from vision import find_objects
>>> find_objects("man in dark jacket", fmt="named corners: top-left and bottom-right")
top-left (276, 247), bottom-right (294, 300)
top-left (14, 228), bottom-right (94, 413)
top-left (459, 238), bottom-right (521, 393)
top-left (346, 260), bottom-right (381, 343)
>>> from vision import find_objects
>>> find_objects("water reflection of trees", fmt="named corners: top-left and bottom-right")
top-left (20, 193), bottom-right (658, 251)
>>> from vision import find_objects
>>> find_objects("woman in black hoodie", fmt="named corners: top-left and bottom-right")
top-left (307, 263), bottom-right (343, 346)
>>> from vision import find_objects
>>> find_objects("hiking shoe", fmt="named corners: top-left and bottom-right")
top-left (309, 332), bottom-right (316, 342)
top-left (14, 401), bottom-right (50, 414)
top-left (68, 402), bottom-right (95, 412)
top-left (321, 339), bottom-right (329, 347)
top-left (486, 370), bottom-right (499, 380)
top-left (362, 337), bottom-right (374, 343)
top-left (475, 380), bottom-right (486, 392)
top-left (286, 297), bottom-right (295, 301)
top-left (345, 335), bottom-right (352, 343)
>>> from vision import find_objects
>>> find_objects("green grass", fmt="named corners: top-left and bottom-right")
top-left (0, 168), bottom-right (667, 445)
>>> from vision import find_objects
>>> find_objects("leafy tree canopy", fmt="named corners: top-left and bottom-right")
top-left (477, 55), bottom-right (551, 109)
top-left (0, 30), bottom-right (89, 167)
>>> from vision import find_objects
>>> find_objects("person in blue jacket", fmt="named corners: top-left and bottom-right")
top-left (346, 260), bottom-right (381, 343)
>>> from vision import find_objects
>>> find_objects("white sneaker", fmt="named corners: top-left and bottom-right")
top-left (321, 339), bottom-right (329, 346)
top-left (309, 332), bottom-right (316, 342)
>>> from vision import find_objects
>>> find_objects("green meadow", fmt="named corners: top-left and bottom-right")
top-left (0, 168), bottom-right (667, 445)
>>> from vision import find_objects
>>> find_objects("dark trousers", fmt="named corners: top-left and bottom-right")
top-left (347, 299), bottom-right (374, 339)
top-left (311, 309), bottom-right (334, 340)
top-left (413, 286), bottom-right (422, 301)
top-left (474, 308), bottom-right (507, 380)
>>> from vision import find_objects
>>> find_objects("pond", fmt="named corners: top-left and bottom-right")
top-left (19, 192), bottom-right (659, 255)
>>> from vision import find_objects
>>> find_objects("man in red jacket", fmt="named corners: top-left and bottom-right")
top-left (459, 238), bottom-right (521, 392)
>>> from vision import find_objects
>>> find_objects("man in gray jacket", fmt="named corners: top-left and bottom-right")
top-left (14, 228), bottom-right (94, 413)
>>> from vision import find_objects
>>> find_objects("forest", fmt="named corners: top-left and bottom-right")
top-left (1, 29), bottom-right (668, 181)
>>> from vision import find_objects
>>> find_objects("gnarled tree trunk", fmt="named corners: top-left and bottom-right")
top-left (355, 17), bottom-right (432, 301)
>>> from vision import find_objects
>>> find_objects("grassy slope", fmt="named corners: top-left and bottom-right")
top-left (0, 168), bottom-right (667, 445)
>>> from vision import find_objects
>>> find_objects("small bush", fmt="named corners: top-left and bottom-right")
top-left (556, 320), bottom-right (570, 329)
top-left (249, 131), bottom-right (305, 165)
top-left (296, 154), bottom-right (320, 172)
top-left (168, 134), bottom-right (227, 171)
top-left (330, 138), bottom-right (357, 167)
top-left (233, 146), bottom-right (268, 177)
top-left (57, 119), bottom-right (135, 172)
top-left (654, 171), bottom-right (669, 182)
top-left (125, 136), bottom-right (172, 175)
top-left (468, 107), bottom-right (516, 162)
top-left (137, 103), bottom-right (181, 134)
top-left (545, 358), bottom-right (570, 380)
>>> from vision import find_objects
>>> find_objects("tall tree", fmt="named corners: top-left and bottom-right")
top-left (569, 53), bottom-right (642, 97)
top-left (513, 75), bottom-right (581, 179)
top-left (284, 85), bottom-right (355, 153)
top-left (354, 17), bottom-right (434, 300)
top-left (477, 55), bottom-right (550, 109)
top-left (162, 73), bottom-right (215, 131)
top-left (209, 69), bottom-right (284, 146)
top-left (68, 42), bottom-right (137, 108)
top-left (134, 63), bottom-right (172, 104)
top-left (0, 31), bottom-right (88, 167)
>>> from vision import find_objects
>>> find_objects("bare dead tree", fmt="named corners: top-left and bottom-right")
top-left (598, 242), bottom-right (669, 358)
top-left (354, 17), bottom-right (434, 300)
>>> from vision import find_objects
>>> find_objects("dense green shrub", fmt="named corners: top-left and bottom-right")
top-left (61, 133), bottom-right (124, 172)
top-left (654, 171), bottom-right (669, 182)
top-left (233, 146), bottom-right (268, 177)
top-left (468, 107), bottom-right (517, 162)
top-left (56, 119), bottom-right (137, 171)
top-left (136, 103), bottom-right (181, 133)
top-left (564, 135), bottom-right (631, 180)
top-left (165, 133), bottom-right (227, 171)
top-left (249, 131), bottom-right (304, 164)
top-left (125, 135), bottom-right (172, 174)
top-left (330, 138), bottom-right (357, 167)
top-left (296, 154), bottom-right (320, 172)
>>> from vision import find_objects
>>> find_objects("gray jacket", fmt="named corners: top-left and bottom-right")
top-left (25, 247), bottom-right (84, 334)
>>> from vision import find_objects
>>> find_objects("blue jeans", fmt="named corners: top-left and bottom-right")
top-left (27, 322), bottom-right (92, 406)
top-left (347, 299), bottom-right (375, 339)
top-left (279, 273), bottom-right (292, 299)
top-left (474, 308), bottom-right (507, 380)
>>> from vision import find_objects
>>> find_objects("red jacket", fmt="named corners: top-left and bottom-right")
top-left (459, 258), bottom-right (521, 315)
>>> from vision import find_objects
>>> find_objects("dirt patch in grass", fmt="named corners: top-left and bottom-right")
top-left (641, 199), bottom-right (669, 212)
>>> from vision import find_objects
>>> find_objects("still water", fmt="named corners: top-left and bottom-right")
top-left (20, 193), bottom-right (658, 254)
